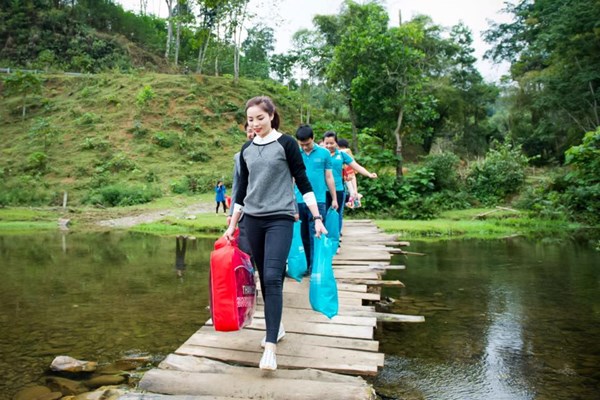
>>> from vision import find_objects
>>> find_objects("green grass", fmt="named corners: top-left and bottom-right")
top-left (0, 221), bottom-right (57, 233)
top-left (0, 208), bottom-right (59, 221)
top-left (374, 208), bottom-right (583, 240)
top-left (131, 213), bottom-right (227, 236)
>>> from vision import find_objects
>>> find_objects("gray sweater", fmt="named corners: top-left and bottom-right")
top-left (234, 133), bottom-right (312, 219)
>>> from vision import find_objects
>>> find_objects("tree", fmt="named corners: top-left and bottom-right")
top-left (351, 16), bottom-right (444, 179)
top-left (428, 23), bottom-right (499, 156)
top-left (240, 24), bottom-right (274, 79)
top-left (3, 71), bottom-right (43, 120)
top-left (164, 0), bottom-right (175, 60)
top-left (228, 0), bottom-right (250, 84)
top-left (484, 0), bottom-right (600, 162)
top-left (323, 0), bottom-right (389, 152)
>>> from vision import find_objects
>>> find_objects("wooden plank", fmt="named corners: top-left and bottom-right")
top-left (282, 279), bottom-right (369, 293)
top-left (257, 294), bottom-right (375, 312)
top-left (253, 310), bottom-right (377, 327)
top-left (333, 271), bottom-right (381, 280)
top-left (121, 394), bottom-right (244, 400)
top-left (337, 279), bottom-right (405, 287)
top-left (196, 326), bottom-right (380, 352)
top-left (333, 260), bottom-right (389, 266)
top-left (175, 344), bottom-right (381, 375)
top-left (205, 317), bottom-right (375, 339)
top-left (352, 311), bottom-right (425, 323)
top-left (243, 318), bottom-right (375, 340)
top-left (337, 283), bottom-right (368, 292)
top-left (271, 282), bottom-right (380, 301)
top-left (139, 369), bottom-right (376, 399)
top-left (180, 332), bottom-right (383, 366)
top-left (159, 354), bottom-right (369, 384)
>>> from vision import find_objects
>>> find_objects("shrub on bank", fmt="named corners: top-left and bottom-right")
top-left (84, 184), bottom-right (161, 207)
top-left (466, 142), bottom-right (528, 205)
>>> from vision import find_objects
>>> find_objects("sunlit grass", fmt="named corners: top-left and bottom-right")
top-left (0, 221), bottom-right (57, 233)
top-left (374, 209), bottom-right (582, 240)
top-left (131, 213), bottom-right (227, 236)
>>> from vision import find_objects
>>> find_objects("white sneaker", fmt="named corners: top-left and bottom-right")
top-left (259, 344), bottom-right (277, 370)
top-left (260, 323), bottom-right (286, 348)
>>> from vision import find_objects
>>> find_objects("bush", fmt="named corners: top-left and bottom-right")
top-left (170, 174), bottom-right (212, 194)
top-left (136, 85), bottom-right (155, 107)
top-left (81, 137), bottom-right (110, 151)
top-left (77, 112), bottom-right (101, 125)
top-left (560, 128), bottom-right (600, 225)
top-left (84, 184), bottom-right (161, 207)
top-left (128, 120), bottom-right (149, 138)
top-left (26, 151), bottom-right (48, 173)
top-left (422, 152), bottom-right (462, 191)
top-left (152, 131), bottom-right (178, 148)
top-left (356, 169), bottom-right (438, 219)
top-left (0, 176), bottom-right (56, 205)
top-left (467, 142), bottom-right (528, 205)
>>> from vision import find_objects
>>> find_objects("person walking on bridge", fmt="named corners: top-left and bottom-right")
top-left (224, 96), bottom-right (326, 371)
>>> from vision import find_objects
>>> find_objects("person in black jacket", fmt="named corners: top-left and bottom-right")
top-left (224, 96), bottom-right (327, 371)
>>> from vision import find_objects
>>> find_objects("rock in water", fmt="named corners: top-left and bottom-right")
top-left (84, 374), bottom-right (127, 389)
top-left (13, 385), bottom-right (50, 400)
top-left (50, 356), bottom-right (97, 372)
top-left (45, 376), bottom-right (88, 395)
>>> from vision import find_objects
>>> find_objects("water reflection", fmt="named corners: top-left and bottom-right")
top-left (0, 232), bottom-right (213, 397)
top-left (175, 235), bottom-right (188, 278)
top-left (376, 238), bottom-right (600, 400)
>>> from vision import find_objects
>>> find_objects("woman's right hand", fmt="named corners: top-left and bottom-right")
top-left (314, 219), bottom-right (328, 238)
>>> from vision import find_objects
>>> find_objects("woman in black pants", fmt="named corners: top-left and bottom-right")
top-left (224, 96), bottom-right (326, 371)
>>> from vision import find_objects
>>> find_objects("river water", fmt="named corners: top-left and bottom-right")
top-left (0, 233), bottom-right (598, 399)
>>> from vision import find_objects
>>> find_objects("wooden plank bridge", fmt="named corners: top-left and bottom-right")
top-left (130, 220), bottom-right (423, 400)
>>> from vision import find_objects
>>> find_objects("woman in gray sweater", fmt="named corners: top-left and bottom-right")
top-left (224, 96), bottom-right (326, 371)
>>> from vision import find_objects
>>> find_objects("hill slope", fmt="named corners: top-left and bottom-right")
top-left (0, 73), bottom-right (305, 207)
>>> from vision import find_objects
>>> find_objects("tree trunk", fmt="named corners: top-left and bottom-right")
top-left (196, 34), bottom-right (211, 74)
top-left (164, 0), bottom-right (174, 60)
top-left (232, 1), bottom-right (249, 85)
top-left (394, 107), bottom-right (405, 181)
top-left (175, 18), bottom-right (181, 66)
top-left (348, 98), bottom-right (359, 153)
top-left (214, 24), bottom-right (220, 76)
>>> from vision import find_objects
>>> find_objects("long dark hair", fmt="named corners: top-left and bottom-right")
top-left (245, 96), bottom-right (280, 130)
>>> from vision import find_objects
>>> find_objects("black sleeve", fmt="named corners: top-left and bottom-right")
top-left (234, 142), bottom-right (252, 207)
top-left (281, 135), bottom-right (313, 195)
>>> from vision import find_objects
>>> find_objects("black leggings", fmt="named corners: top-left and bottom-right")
top-left (243, 215), bottom-right (293, 344)
top-left (216, 201), bottom-right (227, 213)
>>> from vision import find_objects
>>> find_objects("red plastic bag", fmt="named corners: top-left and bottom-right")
top-left (209, 237), bottom-right (256, 331)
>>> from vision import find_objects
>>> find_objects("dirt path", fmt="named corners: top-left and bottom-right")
top-left (96, 201), bottom-right (215, 228)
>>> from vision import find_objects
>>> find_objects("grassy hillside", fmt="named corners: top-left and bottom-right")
top-left (0, 73), bottom-right (305, 207)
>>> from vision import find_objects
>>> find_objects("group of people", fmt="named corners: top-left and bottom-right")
top-left (222, 96), bottom-right (377, 371)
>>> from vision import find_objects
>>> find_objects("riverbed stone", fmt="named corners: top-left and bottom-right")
top-left (50, 356), bottom-right (97, 372)
top-left (13, 385), bottom-right (50, 400)
top-left (45, 376), bottom-right (88, 395)
top-left (72, 387), bottom-right (127, 400)
top-left (84, 374), bottom-right (127, 389)
top-left (37, 392), bottom-right (63, 400)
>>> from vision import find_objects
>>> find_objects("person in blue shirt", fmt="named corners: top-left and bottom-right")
top-left (214, 181), bottom-right (227, 214)
top-left (295, 125), bottom-right (338, 273)
top-left (322, 131), bottom-right (378, 235)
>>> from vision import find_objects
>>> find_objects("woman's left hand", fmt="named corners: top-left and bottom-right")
top-left (369, 172), bottom-right (378, 178)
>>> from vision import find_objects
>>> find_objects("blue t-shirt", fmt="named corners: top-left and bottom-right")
top-left (329, 149), bottom-right (354, 191)
top-left (295, 144), bottom-right (332, 203)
